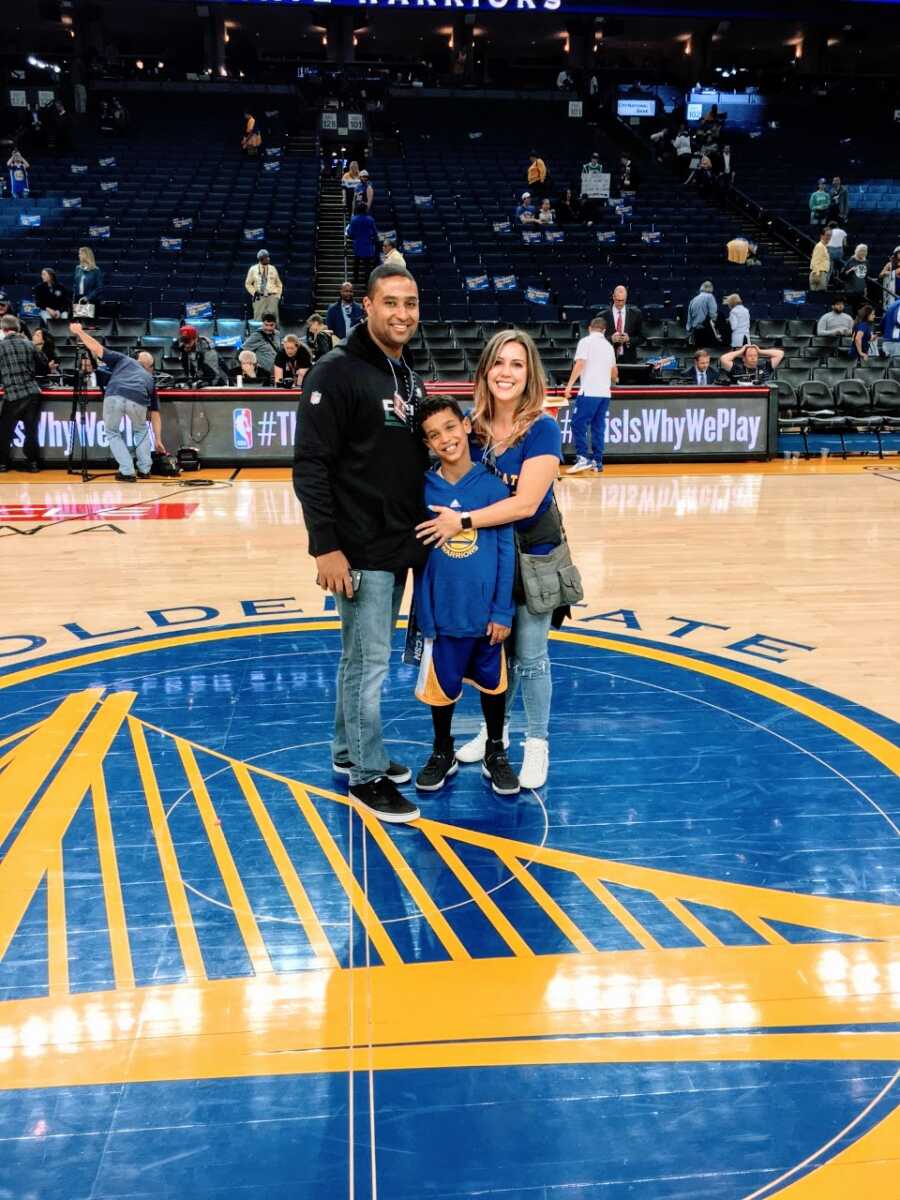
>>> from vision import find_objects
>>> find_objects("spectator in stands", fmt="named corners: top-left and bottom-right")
top-left (6, 150), bottom-right (30, 199)
top-left (341, 161), bottom-right (362, 217)
top-left (725, 236), bottom-right (759, 266)
top-left (73, 247), bottom-right (102, 318)
top-left (686, 281), bottom-right (719, 348)
top-left (245, 249), bottom-right (283, 323)
top-left (879, 247), bottom-right (900, 307)
top-left (617, 155), bottom-right (638, 192)
top-left (233, 349), bottom-right (271, 388)
top-left (240, 111), bottom-right (261, 156)
top-left (326, 282), bottom-right (363, 341)
top-left (359, 169), bottom-right (374, 213)
top-left (842, 244), bottom-right (869, 299)
top-left (825, 221), bottom-right (847, 271)
top-left (720, 343), bottom-right (783, 384)
top-left (672, 129), bottom-right (692, 169)
top-left (562, 315), bottom-right (618, 473)
top-left (515, 192), bottom-right (537, 224)
top-left (582, 151), bottom-right (604, 175)
top-left (600, 285), bottom-right (643, 363)
top-left (382, 239), bottom-right (406, 269)
top-left (527, 152), bottom-right (547, 192)
top-left (816, 299), bottom-right (853, 340)
top-left (680, 349), bottom-right (721, 386)
top-left (881, 297), bottom-right (900, 361)
top-left (717, 144), bottom-right (735, 192)
top-left (850, 304), bottom-right (875, 364)
top-left (244, 314), bottom-right (281, 376)
top-left (808, 179), bottom-right (830, 228)
top-left (693, 154), bottom-right (715, 197)
top-left (273, 335), bottom-right (312, 388)
top-left (556, 189), bottom-right (582, 226)
top-left (809, 228), bottom-right (832, 291)
top-left (829, 176), bottom-right (850, 224)
top-left (306, 313), bottom-right (333, 361)
top-left (722, 293), bottom-right (750, 348)
top-left (347, 200), bottom-right (379, 286)
top-left (537, 199), bottom-right (555, 226)
top-left (34, 267), bottom-right (70, 320)
top-left (31, 328), bottom-right (59, 378)
top-left (0, 294), bottom-right (14, 321)
top-left (178, 325), bottom-right (224, 386)
top-left (556, 69), bottom-right (574, 91)
top-left (0, 315), bottom-right (46, 472)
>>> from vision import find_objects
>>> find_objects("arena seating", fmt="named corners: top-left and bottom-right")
top-left (0, 100), bottom-right (318, 320)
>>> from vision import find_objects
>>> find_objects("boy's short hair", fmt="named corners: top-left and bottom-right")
top-left (416, 397), bottom-right (466, 434)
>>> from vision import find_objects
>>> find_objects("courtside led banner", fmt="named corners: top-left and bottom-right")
top-left (19, 388), bottom-right (775, 466)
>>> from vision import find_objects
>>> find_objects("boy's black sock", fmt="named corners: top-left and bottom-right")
top-left (481, 690), bottom-right (507, 743)
top-left (431, 702), bottom-right (455, 750)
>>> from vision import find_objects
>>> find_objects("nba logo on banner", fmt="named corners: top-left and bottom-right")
top-left (233, 409), bottom-right (253, 451)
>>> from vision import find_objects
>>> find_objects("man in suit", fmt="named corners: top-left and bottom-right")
top-left (679, 349), bottom-right (721, 386)
top-left (326, 282), bottom-right (364, 341)
top-left (600, 285), bottom-right (643, 364)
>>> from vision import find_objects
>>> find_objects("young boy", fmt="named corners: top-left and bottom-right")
top-left (413, 399), bottom-right (519, 795)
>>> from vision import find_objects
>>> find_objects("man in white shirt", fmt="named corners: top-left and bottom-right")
top-left (563, 315), bottom-right (618, 473)
top-left (825, 221), bottom-right (848, 270)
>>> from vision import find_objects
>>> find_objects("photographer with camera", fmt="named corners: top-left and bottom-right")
top-left (70, 323), bottom-right (167, 481)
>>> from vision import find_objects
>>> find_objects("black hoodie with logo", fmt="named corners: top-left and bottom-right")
top-left (293, 320), bottom-right (429, 573)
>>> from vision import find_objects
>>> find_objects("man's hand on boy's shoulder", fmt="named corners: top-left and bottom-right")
top-left (486, 621), bottom-right (510, 646)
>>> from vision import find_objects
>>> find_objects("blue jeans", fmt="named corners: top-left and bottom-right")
top-left (506, 604), bottom-right (553, 740)
top-left (332, 570), bottom-right (405, 786)
top-left (103, 395), bottom-right (152, 477)
top-left (572, 395), bottom-right (609, 462)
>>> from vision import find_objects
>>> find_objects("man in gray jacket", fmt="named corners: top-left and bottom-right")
top-left (243, 314), bottom-right (281, 375)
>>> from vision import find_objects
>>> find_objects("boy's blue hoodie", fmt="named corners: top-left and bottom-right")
top-left (414, 463), bottom-right (515, 639)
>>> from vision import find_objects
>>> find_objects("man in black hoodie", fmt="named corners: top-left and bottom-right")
top-left (293, 264), bottom-right (427, 824)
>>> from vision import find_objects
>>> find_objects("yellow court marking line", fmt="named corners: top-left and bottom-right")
top-left (496, 849), bottom-right (596, 954)
top-left (91, 767), bottom-right (135, 991)
top-left (575, 874), bottom-right (662, 950)
top-left (354, 807), bottom-right (471, 962)
top-left (0, 719), bottom-right (43, 751)
top-left (176, 739), bottom-right (274, 978)
top-left (128, 718), bottom-right (207, 982)
top-left (420, 827), bottom-right (534, 957)
top-left (0, 692), bottom-right (132, 963)
top-left (46, 848), bottom-right (68, 998)
top-left (659, 896), bottom-right (723, 949)
top-left (231, 762), bottom-right (338, 969)
top-left (1, 620), bottom-right (897, 790)
top-left (0, 689), bottom-right (101, 847)
top-left (552, 630), bottom-right (900, 782)
top-left (286, 780), bottom-right (402, 967)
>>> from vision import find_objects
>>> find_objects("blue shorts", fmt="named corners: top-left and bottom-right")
top-left (415, 635), bottom-right (507, 707)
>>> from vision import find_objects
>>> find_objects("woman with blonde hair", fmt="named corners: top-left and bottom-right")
top-left (417, 329), bottom-right (562, 788)
top-left (341, 159), bottom-right (363, 218)
top-left (73, 246), bottom-right (103, 317)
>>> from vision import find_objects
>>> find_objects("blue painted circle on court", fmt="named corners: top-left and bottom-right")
top-left (0, 621), bottom-right (897, 1200)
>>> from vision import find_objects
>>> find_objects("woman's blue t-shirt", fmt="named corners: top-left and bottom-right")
top-left (471, 413), bottom-right (562, 552)
top-left (851, 321), bottom-right (872, 360)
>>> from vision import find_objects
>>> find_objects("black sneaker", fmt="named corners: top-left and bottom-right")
top-left (332, 757), bottom-right (412, 784)
top-left (482, 739), bottom-right (520, 796)
top-left (349, 777), bottom-right (420, 825)
top-left (415, 743), bottom-right (458, 792)
top-left (115, 471), bottom-right (137, 483)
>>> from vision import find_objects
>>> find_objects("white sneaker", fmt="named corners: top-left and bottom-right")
top-left (519, 738), bottom-right (549, 789)
top-left (455, 721), bottom-right (510, 763)
top-left (568, 456), bottom-right (593, 474)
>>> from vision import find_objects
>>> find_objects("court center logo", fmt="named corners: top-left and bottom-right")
top-left (0, 619), bottom-right (897, 1197)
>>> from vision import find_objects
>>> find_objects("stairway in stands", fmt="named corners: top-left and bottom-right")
top-left (313, 177), bottom-right (349, 311)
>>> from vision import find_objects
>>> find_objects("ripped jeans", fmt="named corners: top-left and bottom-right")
top-left (506, 603), bottom-right (553, 740)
